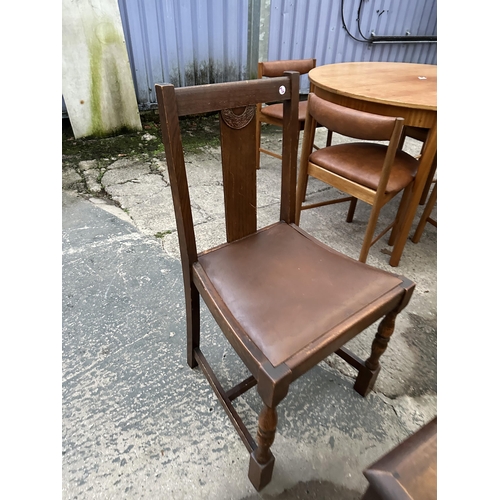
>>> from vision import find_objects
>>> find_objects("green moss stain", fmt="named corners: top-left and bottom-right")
top-left (62, 111), bottom-right (220, 168)
top-left (87, 21), bottom-right (139, 138)
top-left (88, 34), bottom-right (104, 136)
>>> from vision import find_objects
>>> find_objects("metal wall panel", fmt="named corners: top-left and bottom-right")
top-left (267, 0), bottom-right (437, 66)
top-left (63, 0), bottom-right (436, 113)
top-left (117, 0), bottom-right (249, 109)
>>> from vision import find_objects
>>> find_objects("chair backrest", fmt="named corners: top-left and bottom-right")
top-left (258, 58), bottom-right (316, 79)
top-left (307, 93), bottom-right (402, 142)
top-left (306, 92), bottom-right (405, 198)
top-left (256, 59), bottom-right (315, 122)
top-left (155, 72), bottom-right (300, 275)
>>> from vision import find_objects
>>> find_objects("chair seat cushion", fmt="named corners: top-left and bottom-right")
top-left (197, 222), bottom-right (403, 367)
top-left (261, 100), bottom-right (309, 122)
top-left (309, 143), bottom-right (419, 194)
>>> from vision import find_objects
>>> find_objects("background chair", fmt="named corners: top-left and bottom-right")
top-left (155, 74), bottom-right (415, 491)
top-left (256, 58), bottom-right (332, 169)
top-left (296, 93), bottom-right (420, 264)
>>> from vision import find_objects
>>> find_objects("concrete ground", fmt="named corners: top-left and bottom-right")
top-left (62, 124), bottom-right (437, 499)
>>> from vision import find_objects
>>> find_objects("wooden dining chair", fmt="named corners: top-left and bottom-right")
top-left (155, 73), bottom-right (415, 491)
top-left (296, 93), bottom-right (420, 264)
top-left (256, 58), bottom-right (332, 169)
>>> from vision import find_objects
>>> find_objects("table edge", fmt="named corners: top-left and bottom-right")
top-left (309, 63), bottom-right (437, 112)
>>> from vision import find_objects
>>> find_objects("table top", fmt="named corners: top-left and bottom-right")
top-left (309, 62), bottom-right (436, 111)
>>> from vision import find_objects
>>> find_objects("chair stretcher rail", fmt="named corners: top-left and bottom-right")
top-left (194, 348), bottom-right (257, 453)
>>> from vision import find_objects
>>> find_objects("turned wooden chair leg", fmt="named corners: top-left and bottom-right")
top-left (248, 404), bottom-right (278, 491)
top-left (354, 311), bottom-right (397, 396)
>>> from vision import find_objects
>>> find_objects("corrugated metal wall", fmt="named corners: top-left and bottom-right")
top-left (267, 0), bottom-right (437, 65)
top-left (63, 0), bottom-right (436, 113)
top-left (117, 0), bottom-right (249, 110)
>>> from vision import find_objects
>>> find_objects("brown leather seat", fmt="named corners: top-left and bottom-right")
top-left (155, 73), bottom-right (415, 492)
top-left (296, 93), bottom-right (419, 264)
top-left (260, 99), bottom-right (309, 122)
top-left (309, 144), bottom-right (418, 193)
top-left (198, 222), bottom-right (403, 367)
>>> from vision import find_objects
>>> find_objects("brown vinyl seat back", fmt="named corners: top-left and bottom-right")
top-left (306, 92), bottom-right (406, 199)
top-left (307, 93), bottom-right (400, 142)
top-left (257, 59), bottom-right (315, 111)
top-left (258, 58), bottom-right (316, 79)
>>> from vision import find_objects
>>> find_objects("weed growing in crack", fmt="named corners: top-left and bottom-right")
top-left (154, 231), bottom-right (172, 238)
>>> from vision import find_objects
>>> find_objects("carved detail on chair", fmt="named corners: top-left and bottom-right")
top-left (221, 106), bottom-right (256, 130)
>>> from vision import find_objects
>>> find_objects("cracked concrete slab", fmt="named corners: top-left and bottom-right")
top-left (62, 123), bottom-right (436, 499)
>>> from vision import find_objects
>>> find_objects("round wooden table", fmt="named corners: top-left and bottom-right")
top-left (305, 62), bottom-right (437, 267)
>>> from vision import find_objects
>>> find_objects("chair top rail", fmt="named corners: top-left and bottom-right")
top-left (156, 76), bottom-right (295, 117)
top-left (260, 59), bottom-right (316, 77)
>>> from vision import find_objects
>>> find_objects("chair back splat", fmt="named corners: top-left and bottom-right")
top-left (155, 74), bottom-right (415, 491)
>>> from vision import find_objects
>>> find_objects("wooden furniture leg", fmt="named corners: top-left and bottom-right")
top-left (359, 204), bottom-right (383, 263)
top-left (354, 312), bottom-right (397, 396)
top-left (412, 183), bottom-right (437, 244)
top-left (327, 129), bottom-right (333, 146)
top-left (187, 286), bottom-right (200, 368)
top-left (419, 154), bottom-right (437, 205)
top-left (389, 124), bottom-right (437, 267)
top-left (346, 197), bottom-right (358, 222)
top-left (295, 113), bottom-right (316, 223)
top-left (387, 185), bottom-right (413, 247)
top-left (248, 404), bottom-right (278, 491)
